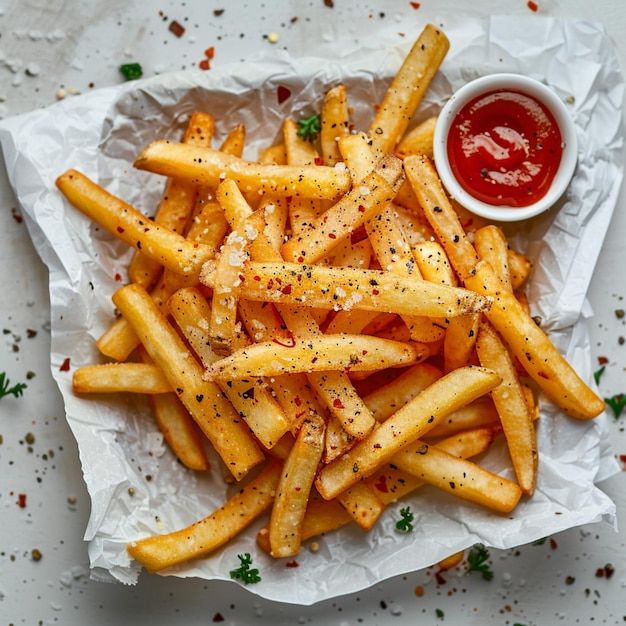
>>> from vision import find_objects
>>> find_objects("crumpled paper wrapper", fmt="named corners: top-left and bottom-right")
top-left (0, 15), bottom-right (623, 604)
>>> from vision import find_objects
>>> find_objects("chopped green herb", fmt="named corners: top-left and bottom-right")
top-left (0, 372), bottom-right (27, 400)
top-left (605, 394), bottom-right (626, 419)
top-left (435, 608), bottom-right (445, 619)
top-left (229, 553), bottom-right (261, 585)
top-left (513, 623), bottom-right (527, 626)
top-left (297, 114), bottom-right (321, 142)
top-left (467, 543), bottom-right (493, 581)
top-left (119, 63), bottom-right (143, 81)
top-left (395, 506), bottom-right (414, 532)
top-left (532, 537), bottom-right (547, 545)
top-left (593, 365), bottom-right (606, 385)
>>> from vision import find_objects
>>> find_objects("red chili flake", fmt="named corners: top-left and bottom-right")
top-left (11, 208), bottom-right (23, 224)
top-left (314, 156), bottom-right (324, 166)
top-left (598, 356), bottom-right (609, 365)
top-left (374, 475), bottom-right (388, 493)
top-left (373, 103), bottom-right (381, 113)
top-left (116, 226), bottom-right (125, 234)
top-left (398, 32), bottom-right (406, 37)
top-left (333, 398), bottom-right (345, 409)
top-left (549, 538), bottom-right (558, 550)
top-left (323, 0), bottom-right (334, 7)
top-left (205, 46), bottom-right (215, 59)
top-left (198, 59), bottom-right (210, 71)
top-left (277, 85), bottom-right (291, 105)
top-left (435, 571), bottom-right (446, 585)
top-left (286, 559), bottom-right (299, 568)
top-left (410, 1), bottom-right (421, 8)
top-left (294, 396), bottom-right (302, 407)
top-left (527, 0), bottom-right (538, 12)
top-left (328, 233), bottom-right (337, 239)
top-left (253, 276), bottom-right (262, 282)
top-left (212, 613), bottom-right (224, 623)
top-left (350, 225), bottom-right (367, 244)
top-left (114, 272), bottom-right (122, 282)
top-left (595, 567), bottom-right (605, 578)
top-left (281, 284), bottom-right (293, 295)
top-left (358, 205), bottom-right (366, 213)
top-left (537, 371), bottom-right (550, 380)
top-left (267, 279), bottom-right (274, 290)
top-left (169, 20), bottom-right (185, 37)
top-left (285, 195), bottom-right (293, 203)
top-left (297, 256), bottom-right (304, 263)
top-left (372, 289), bottom-right (380, 296)
top-left (619, 454), bottom-right (626, 466)
top-left (362, 350), bottom-right (368, 355)
top-left (17, 493), bottom-right (27, 508)
top-left (60, 357), bottom-right (71, 372)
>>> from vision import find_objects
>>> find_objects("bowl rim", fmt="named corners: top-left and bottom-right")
top-left (432, 72), bottom-right (578, 223)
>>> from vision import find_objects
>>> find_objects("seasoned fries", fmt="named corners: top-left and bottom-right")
top-left (58, 21), bottom-right (605, 580)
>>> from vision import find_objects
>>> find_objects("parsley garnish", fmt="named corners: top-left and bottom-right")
top-left (297, 114), bottom-right (321, 142)
top-left (229, 553), bottom-right (261, 585)
top-left (0, 372), bottom-right (27, 400)
top-left (395, 506), bottom-right (414, 532)
top-left (532, 537), bottom-right (547, 545)
top-left (119, 63), bottom-right (143, 81)
top-left (605, 394), bottom-right (626, 419)
top-left (467, 543), bottom-right (493, 581)
top-left (435, 608), bottom-right (445, 619)
top-left (593, 366), bottom-right (605, 385)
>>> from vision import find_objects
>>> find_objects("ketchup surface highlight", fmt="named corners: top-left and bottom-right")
top-left (447, 89), bottom-right (563, 207)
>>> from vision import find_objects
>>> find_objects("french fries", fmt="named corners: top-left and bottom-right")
top-left (112, 284), bottom-right (264, 479)
top-left (200, 261), bottom-right (491, 318)
top-left (369, 24), bottom-right (450, 155)
top-left (59, 20), bottom-right (604, 577)
top-left (476, 320), bottom-right (537, 495)
top-left (316, 366), bottom-right (501, 500)
top-left (128, 460), bottom-right (281, 572)
top-left (135, 141), bottom-right (351, 200)
top-left (204, 334), bottom-right (418, 380)
top-left (72, 363), bottom-right (171, 395)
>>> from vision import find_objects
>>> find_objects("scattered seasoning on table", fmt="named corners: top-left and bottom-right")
top-left (128, 487), bottom-right (135, 496)
top-left (67, 495), bottom-right (77, 505)
top-left (31, 548), bottom-right (42, 561)
top-left (169, 20), bottom-right (185, 38)
top-left (549, 538), bottom-right (558, 550)
top-left (267, 32), bottom-right (280, 44)
top-left (212, 614), bottom-right (224, 623)
top-left (619, 336), bottom-right (624, 345)
top-left (309, 541), bottom-right (320, 553)
top-left (323, 0), bottom-right (334, 7)
top-left (59, 357), bottom-right (71, 372)
top-left (17, 493), bottom-right (27, 508)
top-left (410, 2), bottom-right (421, 9)
top-left (597, 355), bottom-right (609, 365)
top-left (565, 575), bottom-right (576, 585)
top-left (533, 537), bottom-right (547, 546)
top-left (213, 9), bottom-right (224, 17)
top-left (595, 563), bottom-right (615, 579)
top-left (527, 0), bottom-right (539, 11)
top-left (24, 432), bottom-right (35, 445)
top-left (415, 585), bottom-right (425, 596)
top-left (26, 328), bottom-right (37, 339)
top-left (605, 394), bottom-right (626, 419)
top-left (615, 309), bottom-right (624, 319)
top-left (11, 207), bottom-right (23, 224)
top-left (593, 365), bottom-right (606, 385)
top-left (26, 371), bottom-right (35, 380)
top-left (435, 608), bottom-right (445, 619)
top-left (285, 559), bottom-right (299, 568)
top-left (119, 63), bottom-right (143, 80)
top-left (0, 372), bottom-right (27, 399)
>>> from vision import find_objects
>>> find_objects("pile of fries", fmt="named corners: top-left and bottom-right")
top-left (57, 24), bottom-right (604, 575)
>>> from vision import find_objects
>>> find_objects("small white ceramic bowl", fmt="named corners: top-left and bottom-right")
top-left (433, 73), bottom-right (577, 222)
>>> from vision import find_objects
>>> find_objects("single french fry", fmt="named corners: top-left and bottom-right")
top-left (261, 198), bottom-right (289, 252)
top-left (368, 427), bottom-right (495, 505)
top-left (138, 349), bottom-right (210, 471)
top-left (325, 413), bottom-right (355, 463)
top-left (168, 287), bottom-right (291, 449)
top-left (112, 284), bottom-right (263, 479)
top-left (128, 112), bottom-right (215, 289)
top-left (426, 397), bottom-right (500, 439)
top-left (476, 320), bottom-right (537, 495)
top-left (269, 416), bottom-right (325, 558)
top-left (57, 170), bottom-right (214, 278)
top-left (321, 84), bottom-right (350, 165)
top-left (282, 155), bottom-right (403, 264)
top-left (204, 334), bottom-right (418, 381)
top-left (72, 363), bottom-right (171, 394)
top-left (508, 248), bottom-right (533, 290)
top-left (465, 260), bottom-right (604, 420)
top-left (337, 483), bottom-right (384, 530)
top-left (257, 499), bottom-right (352, 553)
top-left (475, 225), bottom-right (513, 291)
top-left (396, 116), bottom-right (437, 159)
top-left (135, 141), bottom-right (351, 200)
top-left (128, 460), bottom-right (281, 572)
top-left (368, 24), bottom-right (449, 155)
top-left (316, 366), bottom-right (501, 499)
top-left (413, 241), bottom-right (458, 287)
top-left (393, 439), bottom-right (522, 513)
top-left (362, 362), bottom-right (442, 422)
top-left (220, 123), bottom-right (246, 157)
top-left (200, 261), bottom-right (491, 319)
top-left (259, 143), bottom-right (287, 165)
top-left (403, 155), bottom-right (479, 281)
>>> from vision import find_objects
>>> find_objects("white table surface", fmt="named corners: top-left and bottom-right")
top-left (1, 1), bottom-right (625, 624)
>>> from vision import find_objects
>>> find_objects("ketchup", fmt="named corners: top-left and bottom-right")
top-left (447, 89), bottom-right (562, 207)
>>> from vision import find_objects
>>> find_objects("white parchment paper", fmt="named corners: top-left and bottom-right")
top-left (0, 16), bottom-right (623, 605)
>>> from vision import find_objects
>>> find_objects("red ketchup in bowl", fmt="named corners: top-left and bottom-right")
top-left (446, 90), bottom-right (563, 207)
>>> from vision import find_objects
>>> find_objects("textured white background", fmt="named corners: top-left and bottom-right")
top-left (0, 1), bottom-right (624, 625)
